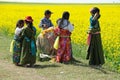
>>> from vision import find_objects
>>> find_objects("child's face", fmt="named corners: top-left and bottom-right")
top-left (20, 23), bottom-right (24, 28)
top-left (45, 14), bottom-right (51, 19)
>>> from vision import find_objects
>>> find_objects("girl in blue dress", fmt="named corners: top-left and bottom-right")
top-left (12, 20), bottom-right (24, 66)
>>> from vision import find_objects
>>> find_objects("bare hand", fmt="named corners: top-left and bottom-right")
top-left (94, 12), bottom-right (100, 18)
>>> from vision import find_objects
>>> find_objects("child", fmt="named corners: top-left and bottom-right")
top-left (55, 11), bottom-right (74, 63)
top-left (86, 7), bottom-right (105, 67)
top-left (39, 10), bottom-right (53, 30)
top-left (11, 20), bottom-right (24, 66)
top-left (37, 10), bottom-right (55, 61)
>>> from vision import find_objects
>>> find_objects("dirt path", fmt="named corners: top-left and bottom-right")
top-left (0, 60), bottom-right (47, 80)
top-left (0, 59), bottom-right (120, 80)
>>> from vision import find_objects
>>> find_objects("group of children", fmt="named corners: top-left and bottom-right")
top-left (10, 7), bottom-right (105, 68)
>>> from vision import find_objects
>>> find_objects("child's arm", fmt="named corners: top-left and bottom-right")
top-left (92, 12), bottom-right (100, 20)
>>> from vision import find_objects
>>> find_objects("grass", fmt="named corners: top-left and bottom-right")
top-left (0, 34), bottom-right (120, 80)
top-left (0, 34), bottom-right (12, 60)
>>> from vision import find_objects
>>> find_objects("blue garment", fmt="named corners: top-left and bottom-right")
top-left (12, 37), bottom-right (21, 64)
top-left (14, 35), bottom-right (18, 40)
top-left (24, 36), bottom-right (36, 55)
top-left (89, 16), bottom-right (100, 33)
top-left (31, 40), bottom-right (36, 55)
top-left (24, 26), bottom-right (36, 56)
top-left (32, 26), bottom-right (36, 36)
top-left (90, 16), bottom-right (97, 29)
top-left (39, 17), bottom-right (53, 29)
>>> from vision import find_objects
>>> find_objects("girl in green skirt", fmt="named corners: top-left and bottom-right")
top-left (86, 7), bottom-right (105, 67)
top-left (20, 16), bottom-right (37, 67)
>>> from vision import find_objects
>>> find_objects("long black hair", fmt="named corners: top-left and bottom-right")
top-left (90, 7), bottom-right (100, 14)
top-left (58, 11), bottom-right (70, 28)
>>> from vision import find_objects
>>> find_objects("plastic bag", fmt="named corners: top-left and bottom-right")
top-left (10, 40), bottom-right (15, 53)
top-left (53, 36), bottom-right (59, 49)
